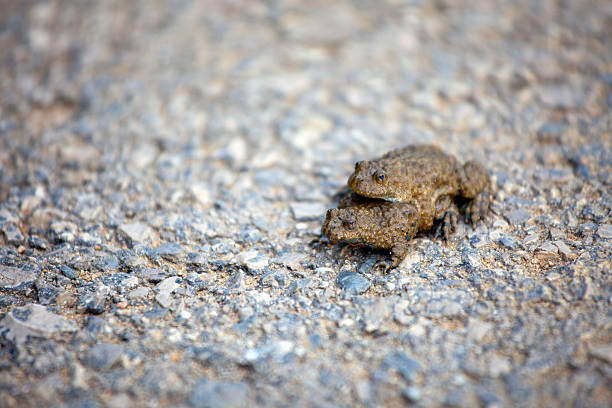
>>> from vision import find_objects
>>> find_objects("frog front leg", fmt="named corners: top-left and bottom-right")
top-left (389, 210), bottom-right (419, 267)
top-left (390, 239), bottom-right (410, 268)
top-left (465, 182), bottom-right (491, 224)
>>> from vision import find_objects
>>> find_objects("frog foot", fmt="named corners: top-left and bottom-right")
top-left (373, 258), bottom-right (393, 273)
top-left (373, 243), bottom-right (408, 272)
top-left (464, 184), bottom-right (491, 225)
top-left (435, 206), bottom-right (458, 240)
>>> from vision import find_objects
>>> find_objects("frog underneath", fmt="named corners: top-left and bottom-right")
top-left (322, 192), bottom-right (422, 267)
top-left (323, 145), bottom-right (492, 267)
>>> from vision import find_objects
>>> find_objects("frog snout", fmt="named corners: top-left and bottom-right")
top-left (322, 208), bottom-right (338, 230)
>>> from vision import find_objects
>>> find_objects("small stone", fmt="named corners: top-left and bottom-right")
top-left (121, 275), bottom-right (139, 290)
top-left (129, 142), bottom-right (158, 169)
top-left (128, 287), bottom-right (150, 299)
top-left (79, 284), bottom-right (110, 314)
top-left (0, 303), bottom-right (77, 343)
top-left (155, 276), bottom-right (182, 307)
top-left (290, 202), bottom-right (327, 221)
top-left (488, 355), bottom-right (512, 377)
top-left (497, 236), bottom-right (519, 250)
top-left (549, 228), bottom-right (565, 241)
top-left (77, 232), bottom-right (102, 247)
top-left (444, 388), bottom-right (472, 407)
top-left (187, 252), bottom-right (207, 266)
top-left (154, 242), bottom-right (186, 262)
top-left (49, 221), bottom-right (78, 243)
top-left (236, 250), bottom-right (269, 272)
top-left (84, 342), bottom-right (124, 370)
top-left (1, 223), bottom-right (25, 246)
top-left (402, 387), bottom-right (421, 403)
top-left (383, 351), bottom-right (422, 383)
top-left (94, 255), bottom-right (119, 272)
top-left (554, 240), bottom-right (577, 260)
top-left (336, 271), bottom-right (370, 295)
top-left (138, 268), bottom-right (169, 283)
top-left (538, 84), bottom-right (585, 108)
top-left (237, 306), bottom-right (254, 320)
top-left (504, 209), bottom-right (531, 225)
top-left (426, 299), bottom-right (465, 317)
top-left (144, 308), bottom-right (168, 320)
top-left (28, 235), bottom-right (49, 250)
top-left (536, 242), bottom-right (559, 261)
top-left (60, 265), bottom-right (79, 279)
top-left (354, 380), bottom-right (372, 403)
top-left (461, 249), bottom-right (482, 269)
top-left (536, 123), bottom-right (565, 144)
top-left (273, 253), bottom-right (307, 270)
top-left (118, 222), bottom-right (158, 247)
top-left (186, 272), bottom-right (208, 291)
top-left (0, 265), bottom-right (39, 291)
top-left (189, 182), bottom-right (214, 207)
top-left (189, 379), bottom-right (249, 408)
top-left (362, 299), bottom-right (392, 333)
top-left (56, 292), bottom-right (77, 307)
top-left (36, 285), bottom-right (59, 305)
top-left (466, 317), bottom-right (492, 342)
top-left (522, 232), bottom-right (540, 247)
top-left (214, 136), bottom-right (248, 165)
top-left (70, 362), bottom-right (90, 390)
top-left (156, 276), bottom-right (182, 294)
top-left (393, 300), bottom-right (413, 326)
top-left (288, 115), bottom-right (333, 150)
top-left (399, 251), bottom-right (421, 269)
top-left (477, 389), bottom-right (503, 407)
top-left (225, 270), bottom-right (245, 294)
top-left (156, 292), bottom-right (172, 308)
top-left (105, 394), bottom-right (132, 408)
top-left (588, 344), bottom-right (612, 364)
top-left (596, 224), bottom-right (612, 239)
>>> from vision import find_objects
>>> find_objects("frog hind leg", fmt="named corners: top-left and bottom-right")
top-left (465, 182), bottom-right (491, 225)
top-left (456, 160), bottom-right (491, 225)
top-left (457, 160), bottom-right (489, 197)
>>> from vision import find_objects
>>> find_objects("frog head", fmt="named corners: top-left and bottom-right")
top-left (347, 160), bottom-right (397, 201)
top-left (322, 207), bottom-right (364, 244)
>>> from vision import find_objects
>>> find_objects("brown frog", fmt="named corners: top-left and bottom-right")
top-left (322, 145), bottom-right (491, 267)
top-left (322, 191), bottom-right (422, 267)
top-left (347, 144), bottom-right (491, 238)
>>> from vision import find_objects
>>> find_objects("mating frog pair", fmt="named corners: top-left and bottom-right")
top-left (322, 145), bottom-right (491, 267)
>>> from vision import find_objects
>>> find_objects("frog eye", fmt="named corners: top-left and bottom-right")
top-left (341, 218), bottom-right (356, 230)
top-left (372, 170), bottom-right (387, 184)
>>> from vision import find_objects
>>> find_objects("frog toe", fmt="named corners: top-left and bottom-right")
top-left (435, 206), bottom-right (458, 239)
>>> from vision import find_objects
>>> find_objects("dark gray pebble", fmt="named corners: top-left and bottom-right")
top-left (336, 271), bottom-right (370, 295)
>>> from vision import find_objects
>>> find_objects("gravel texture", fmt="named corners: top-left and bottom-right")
top-left (0, 1), bottom-right (611, 407)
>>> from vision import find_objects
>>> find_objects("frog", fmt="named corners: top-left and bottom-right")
top-left (322, 191), bottom-right (423, 268)
top-left (347, 144), bottom-right (491, 237)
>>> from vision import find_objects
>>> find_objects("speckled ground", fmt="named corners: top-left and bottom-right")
top-left (0, 1), bottom-right (611, 407)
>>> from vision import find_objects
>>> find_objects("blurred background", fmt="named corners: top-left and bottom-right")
top-left (2, 0), bottom-right (608, 204)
